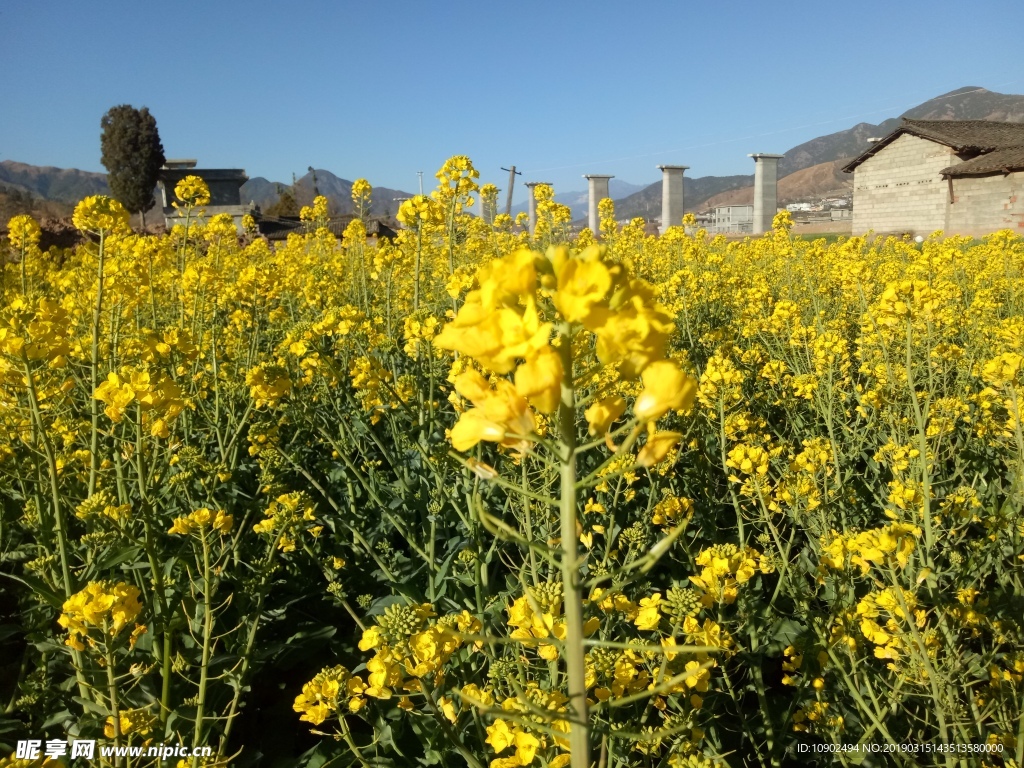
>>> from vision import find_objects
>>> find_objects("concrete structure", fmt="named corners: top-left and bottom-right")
top-left (525, 182), bottom-right (551, 235)
top-left (584, 175), bottom-right (613, 234)
top-left (712, 205), bottom-right (754, 234)
top-left (843, 119), bottom-right (1024, 236)
top-left (157, 159), bottom-right (253, 232)
top-left (657, 165), bottom-right (688, 233)
top-left (749, 154), bottom-right (783, 234)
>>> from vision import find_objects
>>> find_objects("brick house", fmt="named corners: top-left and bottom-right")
top-left (843, 119), bottom-right (1024, 236)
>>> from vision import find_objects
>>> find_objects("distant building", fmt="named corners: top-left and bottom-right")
top-left (157, 159), bottom-right (254, 232)
top-left (843, 119), bottom-right (1024, 236)
top-left (823, 197), bottom-right (850, 208)
top-left (712, 204), bottom-right (753, 234)
top-left (255, 214), bottom-right (397, 243)
top-left (786, 202), bottom-right (813, 212)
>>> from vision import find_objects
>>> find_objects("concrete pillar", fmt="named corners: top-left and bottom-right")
top-left (584, 175), bottom-right (614, 233)
top-left (749, 153), bottom-right (784, 234)
top-left (525, 182), bottom-right (551, 235)
top-left (657, 165), bottom-right (688, 233)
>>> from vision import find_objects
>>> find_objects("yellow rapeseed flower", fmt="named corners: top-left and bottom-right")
top-left (58, 581), bottom-right (142, 650)
top-left (634, 360), bottom-right (698, 422)
top-left (73, 195), bottom-right (130, 234)
top-left (174, 175), bottom-right (211, 207)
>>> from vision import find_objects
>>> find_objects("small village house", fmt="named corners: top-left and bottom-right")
top-left (255, 214), bottom-right (396, 243)
top-left (157, 159), bottom-right (254, 232)
top-left (843, 119), bottom-right (1024, 236)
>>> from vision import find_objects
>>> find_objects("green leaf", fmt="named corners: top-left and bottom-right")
top-left (40, 708), bottom-right (74, 731)
top-left (72, 696), bottom-right (110, 716)
top-left (769, 618), bottom-right (806, 649)
top-left (83, 545), bottom-right (143, 581)
top-left (431, 548), bottom-right (458, 594)
top-left (368, 595), bottom-right (406, 617)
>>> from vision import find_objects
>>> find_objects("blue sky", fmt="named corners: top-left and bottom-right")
top-left (2, 0), bottom-right (1021, 203)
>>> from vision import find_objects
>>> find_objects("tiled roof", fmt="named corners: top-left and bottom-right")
top-left (900, 119), bottom-right (1024, 151)
top-left (253, 216), bottom-right (303, 239)
top-left (941, 146), bottom-right (1024, 177)
top-left (843, 119), bottom-right (1024, 172)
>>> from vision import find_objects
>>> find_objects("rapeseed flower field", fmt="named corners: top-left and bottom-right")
top-left (1, 156), bottom-right (1022, 768)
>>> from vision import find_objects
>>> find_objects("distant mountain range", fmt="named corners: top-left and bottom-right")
top-left (611, 175), bottom-right (756, 221)
top-left (0, 162), bottom-right (415, 220)
top-left (508, 179), bottom-right (646, 220)
top-left (611, 85), bottom-right (1024, 220)
top-left (239, 170), bottom-right (414, 218)
top-left (5, 86), bottom-right (1024, 223)
top-left (0, 160), bottom-right (109, 203)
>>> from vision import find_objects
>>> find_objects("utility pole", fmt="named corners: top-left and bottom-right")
top-left (501, 166), bottom-right (521, 217)
top-left (417, 171), bottom-right (424, 196)
top-left (308, 166), bottom-right (319, 197)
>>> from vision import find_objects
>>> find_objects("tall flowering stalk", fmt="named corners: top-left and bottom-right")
top-left (170, 175), bottom-right (209, 326)
top-left (59, 581), bottom-right (144, 767)
top-left (167, 507), bottom-right (233, 765)
top-left (7, 214), bottom-right (40, 295)
top-left (554, 314), bottom-right (588, 763)
top-left (435, 244), bottom-right (696, 767)
top-left (397, 195), bottom-right (443, 311)
top-left (73, 196), bottom-right (129, 495)
top-left (433, 155), bottom-right (479, 307)
top-left (352, 178), bottom-right (372, 221)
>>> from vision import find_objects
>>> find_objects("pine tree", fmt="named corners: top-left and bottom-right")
top-left (265, 184), bottom-right (299, 217)
top-left (100, 105), bottom-right (165, 229)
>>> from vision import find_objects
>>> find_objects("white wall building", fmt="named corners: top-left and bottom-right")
top-left (712, 204), bottom-right (753, 234)
top-left (843, 119), bottom-right (1024, 236)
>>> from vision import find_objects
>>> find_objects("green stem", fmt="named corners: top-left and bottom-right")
top-left (89, 229), bottom-right (106, 496)
top-left (104, 631), bottom-right (123, 768)
top-left (339, 716), bottom-right (372, 768)
top-left (192, 534), bottom-right (214, 767)
top-left (557, 324), bottom-right (590, 768)
top-left (420, 679), bottom-right (486, 768)
top-left (131, 407), bottom-right (174, 728)
top-left (20, 243), bottom-right (28, 295)
top-left (22, 359), bottom-right (94, 703)
top-left (523, 460), bottom-right (539, 586)
top-left (218, 539), bottom-right (279, 756)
